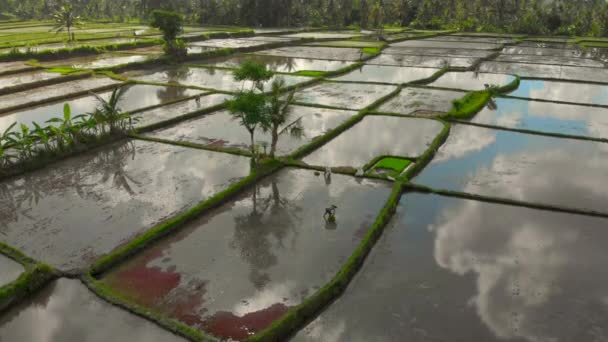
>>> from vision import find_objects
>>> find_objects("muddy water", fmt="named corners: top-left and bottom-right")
top-left (429, 71), bottom-right (516, 90)
top-left (426, 35), bottom-right (516, 44)
top-left (391, 40), bottom-right (503, 50)
top-left (502, 46), bottom-right (592, 58)
top-left (146, 106), bottom-right (355, 155)
top-left (305, 40), bottom-right (384, 48)
top-left (368, 54), bottom-right (477, 68)
top-left (129, 67), bottom-right (311, 92)
top-left (101, 168), bottom-right (392, 341)
top-left (0, 254), bottom-right (23, 286)
top-left (294, 192), bottom-right (608, 342)
top-left (0, 278), bottom-right (187, 341)
top-left (0, 140), bottom-right (251, 271)
top-left (113, 84), bottom-right (204, 112)
top-left (282, 31), bottom-right (362, 39)
top-left (333, 65), bottom-right (440, 84)
top-left (0, 61), bottom-right (30, 73)
top-left (473, 97), bottom-right (608, 138)
top-left (302, 116), bottom-right (443, 168)
top-left (257, 46), bottom-right (363, 61)
top-left (0, 71), bottom-right (62, 90)
top-left (378, 87), bottom-right (464, 115)
top-left (133, 93), bottom-right (230, 128)
top-left (0, 77), bottom-right (121, 112)
top-left (194, 54), bottom-right (353, 73)
top-left (293, 82), bottom-right (397, 110)
top-left (415, 124), bottom-right (608, 213)
top-left (509, 80), bottom-right (608, 105)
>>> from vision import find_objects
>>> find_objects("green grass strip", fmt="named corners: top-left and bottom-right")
top-left (374, 157), bottom-right (412, 173)
top-left (89, 159), bottom-right (281, 276)
top-left (248, 180), bottom-right (404, 342)
top-left (0, 242), bottom-right (56, 313)
top-left (402, 120), bottom-right (451, 181)
top-left (443, 90), bottom-right (492, 119)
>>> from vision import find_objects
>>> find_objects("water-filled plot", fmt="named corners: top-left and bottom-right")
top-left (0, 85), bottom-right (204, 133)
top-left (368, 53), bottom-right (477, 68)
top-left (0, 139), bottom-right (251, 271)
top-left (133, 94), bottom-right (230, 128)
top-left (0, 61), bottom-right (30, 74)
top-left (282, 31), bottom-right (362, 39)
top-left (257, 46), bottom-right (364, 61)
top-left (415, 124), bottom-right (608, 213)
top-left (0, 278), bottom-right (188, 342)
top-left (333, 65), bottom-right (440, 84)
top-left (100, 168), bottom-right (393, 341)
top-left (0, 71), bottom-right (63, 91)
top-left (378, 87), bottom-right (464, 115)
top-left (473, 97), bottom-right (608, 138)
top-left (0, 77), bottom-right (121, 113)
top-left (294, 192), bottom-right (608, 342)
top-left (128, 66), bottom-right (311, 92)
top-left (146, 106), bottom-right (355, 155)
top-left (509, 79), bottom-right (608, 105)
top-left (502, 46), bottom-right (592, 57)
top-left (391, 39), bottom-right (503, 50)
top-left (429, 71), bottom-right (516, 90)
top-left (189, 38), bottom-right (271, 49)
top-left (426, 35), bottom-right (516, 44)
top-left (480, 61), bottom-right (608, 83)
top-left (293, 82), bottom-right (397, 110)
top-left (383, 47), bottom-right (493, 58)
top-left (305, 40), bottom-right (384, 48)
top-left (494, 54), bottom-right (605, 68)
top-left (42, 54), bottom-right (151, 69)
top-left (193, 54), bottom-right (354, 73)
top-left (0, 255), bottom-right (23, 287)
top-left (302, 116), bottom-right (443, 168)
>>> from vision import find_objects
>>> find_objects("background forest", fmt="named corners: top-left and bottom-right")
top-left (2, 0), bottom-right (608, 37)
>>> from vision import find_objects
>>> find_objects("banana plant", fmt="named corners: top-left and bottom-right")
top-left (31, 122), bottom-right (52, 154)
top-left (10, 124), bottom-right (35, 161)
top-left (90, 86), bottom-right (129, 134)
top-left (0, 123), bottom-right (17, 168)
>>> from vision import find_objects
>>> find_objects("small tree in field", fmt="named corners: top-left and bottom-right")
top-left (51, 5), bottom-right (83, 41)
top-left (263, 78), bottom-right (301, 158)
top-left (150, 10), bottom-right (187, 58)
top-left (225, 61), bottom-right (274, 159)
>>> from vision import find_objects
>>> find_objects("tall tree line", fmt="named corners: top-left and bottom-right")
top-left (2, 0), bottom-right (608, 37)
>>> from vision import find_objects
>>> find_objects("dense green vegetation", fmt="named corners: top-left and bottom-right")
top-left (2, 1), bottom-right (608, 37)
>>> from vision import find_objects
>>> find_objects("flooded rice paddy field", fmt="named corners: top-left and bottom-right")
top-left (2, 29), bottom-right (608, 342)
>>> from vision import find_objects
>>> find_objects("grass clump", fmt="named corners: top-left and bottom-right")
top-left (361, 46), bottom-right (381, 55)
top-left (445, 90), bottom-right (492, 119)
top-left (373, 157), bottom-right (412, 175)
top-left (294, 70), bottom-right (326, 77)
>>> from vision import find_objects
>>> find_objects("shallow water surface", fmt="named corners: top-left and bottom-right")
top-left (495, 54), bottom-right (605, 68)
top-left (368, 54), bottom-right (477, 68)
top-left (134, 94), bottom-right (230, 128)
top-left (293, 82), bottom-right (397, 110)
top-left (129, 66), bottom-right (311, 92)
top-left (480, 61), bottom-right (608, 83)
top-left (430, 71), bottom-right (516, 90)
top-left (101, 168), bottom-right (392, 341)
top-left (509, 79), bottom-right (608, 105)
top-left (378, 87), bottom-right (464, 114)
top-left (415, 124), bottom-right (608, 213)
top-left (302, 116), bottom-right (443, 168)
top-left (333, 65), bottom-right (439, 84)
top-left (0, 140), bottom-right (251, 270)
top-left (0, 77), bottom-right (121, 113)
top-left (383, 47), bottom-right (492, 58)
top-left (257, 46), bottom-right (363, 61)
top-left (147, 106), bottom-right (355, 155)
top-left (196, 54), bottom-right (353, 73)
top-left (0, 278), bottom-right (187, 342)
top-left (473, 97), bottom-right (608, 138)
top-left (391, 40), bottom-right (502, 50)
top-left (190, 38), bottom-right (271, 49)
top-left (0, 255), bottom-right (23, 286)
top-left (294, 192), bottom-right (608, 342)
top-left (0, 70), bottom-right (62, 91)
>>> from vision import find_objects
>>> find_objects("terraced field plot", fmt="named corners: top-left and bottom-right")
top-left (2, 26), bottom-right (608, 342)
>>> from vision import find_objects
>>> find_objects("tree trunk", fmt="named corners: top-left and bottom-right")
top-left (249, 129), bottom-right (256, 156)
top-left (269, 126), bottom-right (279, 158)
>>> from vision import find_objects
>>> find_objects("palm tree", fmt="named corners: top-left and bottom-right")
top-left (262, 78), bottom-right (302, 158)
top-left (51, 5), bottom-right (83, 42)
top-left (90, 85), bottom-right (133, 134)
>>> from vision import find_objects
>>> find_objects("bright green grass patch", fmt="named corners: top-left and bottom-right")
top-left (294, 70), bottom-right (326, 77)
top-left (361, 47), bottom-right (381, 55)
top-left (445, 90), bottom-right (492, 119)
top-left (579, 41), bottom-right (608, 48)
top-left (374, 157), bottom-right (412, 173)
